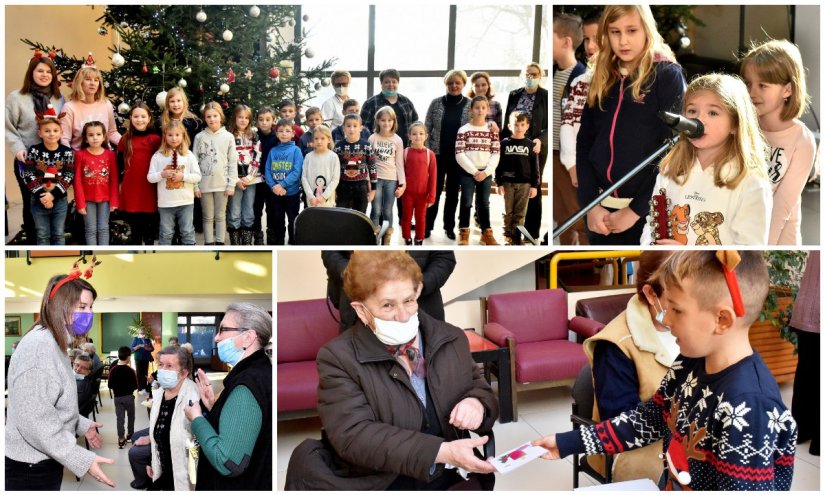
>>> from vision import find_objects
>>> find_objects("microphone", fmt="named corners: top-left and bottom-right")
top-left (658, 111), bottom-right (704, 138)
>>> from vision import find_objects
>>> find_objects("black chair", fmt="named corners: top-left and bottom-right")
top-left (571, 363), bottom-right (613, 487)
top-left (293, 207), bottom-right (384, 245)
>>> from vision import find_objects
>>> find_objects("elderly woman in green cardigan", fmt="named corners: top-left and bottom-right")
top-left (184, 303), bottom-right (272, 490)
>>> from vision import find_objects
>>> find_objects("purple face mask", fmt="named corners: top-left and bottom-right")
top-left (70, 311), bottom-right (94, 335)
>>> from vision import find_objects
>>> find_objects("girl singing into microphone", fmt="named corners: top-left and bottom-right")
top-left (576, 5), bottom-right (686, 245)
top-left (641, 74), bottom-right (772, 246)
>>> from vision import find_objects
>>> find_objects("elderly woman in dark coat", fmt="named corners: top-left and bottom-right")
top-left (287, 250), bottom-right (498, 490)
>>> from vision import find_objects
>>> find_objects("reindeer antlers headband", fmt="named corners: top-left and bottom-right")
top-left (715, 250), bottom-right (745, 317)
top-left (49, 255), bottom-right (102, 300)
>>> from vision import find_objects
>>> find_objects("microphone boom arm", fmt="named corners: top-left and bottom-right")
top-left (553, 134), bottom-right (680, 240)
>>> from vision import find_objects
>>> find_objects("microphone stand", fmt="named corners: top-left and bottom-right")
top-left (553, 134), bottom-right (680, 240)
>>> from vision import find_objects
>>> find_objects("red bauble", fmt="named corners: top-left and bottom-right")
top-left (227, 67), bottom-right (236, 84)
top-left (221, 101), bottom-right (229, 109)
top-left (268, 67), bottom-right (280, 78)
top-left (142, 63), bottom-right (148, 74)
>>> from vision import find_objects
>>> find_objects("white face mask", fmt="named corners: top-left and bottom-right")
top-left (362, 306), bottom-right (419, 346)
top-left (334, 86), bottom-right (347, 97)
top-left (656, 329), bottom-right (680, 360)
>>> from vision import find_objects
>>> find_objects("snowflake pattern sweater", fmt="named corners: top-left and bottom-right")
top-left (334, 138), bottom-right (377, 184)
top-left (557, 352), bottom-right (797, 490)
top-left (455, 122), bottom-right (500, 176)
top-left (23, 143), bottom-right (75, 200)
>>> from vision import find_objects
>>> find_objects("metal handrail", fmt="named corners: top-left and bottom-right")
top-left (548, 251), bottom-right (642, 289)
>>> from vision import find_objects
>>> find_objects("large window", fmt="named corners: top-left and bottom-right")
top-left (177, 313), bottom-right (220, 363)
top-left (299, 4), bottom-right (546, 119)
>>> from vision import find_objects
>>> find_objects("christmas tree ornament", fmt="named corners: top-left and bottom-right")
top-left (314, 81), bottom-right (321, 90)
top-left (120, 21), bottom-right (129, 28)
top-left (117, 102), bottom-right (130, 114)
top-left (288, 18), bottom-right (296, 27)
top-left (221, 101), bottom-right (229, 109)
top-left (268, 67), bottom-right (280, 78)
top-left (196, 9), bottom-right (207, 23)
top-left (280, 60), bottom-right (294, 76)
top-left (156, 90), bottom-right (168, 108)
top-left (249, 5), bottom-right (260, 18)
top-left (321, 77), bottom-right (331, 87)
top-left (98, 26), bottom-right (108, 36)
top-left (305, 47), bottom-right (315, 58)
top-left (184, 66), bottom-right (192, 74)
top-left (152, 65), bottom-right (160, 75)
top-left (178, 78), bottom-right (187, 88)
top-left (142, 63), bottom-right (148, 73)
top-left (244, 69), bottom-right (254, 80)
top-left (111, 52), bottom-right (125, 68)
top-left (200, 104), bottom-right (206, 114)
top-left (82, 53), bottom-right (97, 68)
top-left (220, 83), bottom-right (230, 93)
top-left (198, 84), bottom-right (204, 93)
top-left (227, 67), bottom-right (236, 84)
top-left (222, 29), bottom-right (233, 42)
top-left (303, 14), bottom-right (310, 22)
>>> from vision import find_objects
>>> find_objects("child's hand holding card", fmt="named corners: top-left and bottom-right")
top-left (490, 442), bottom-right (548, 474)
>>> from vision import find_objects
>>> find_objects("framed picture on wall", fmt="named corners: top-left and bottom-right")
top-left (5, 316), bottom-right (21, 336)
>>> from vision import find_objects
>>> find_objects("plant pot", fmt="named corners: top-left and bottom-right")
top-left (750, 296), bottom-right (797, 383)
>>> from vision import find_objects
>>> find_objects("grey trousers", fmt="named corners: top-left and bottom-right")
top-left (114, 395), bottom-right (136, 438)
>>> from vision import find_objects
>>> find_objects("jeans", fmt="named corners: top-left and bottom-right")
top-left (252, 182), bottom-right (268, 231)
top-left (31, 196), bottom-right (67, 245)
top-left (458, 172), bottom-right (492, 230)
top-left (114, 395), bottom-right (136, 438)
top-left (228, 184), bottom-right (256, 229)
top-left (369, 179), bottom-right (397, 227)
top-left (14, 160), bottom-right (35, 242)
top-left (83, 201), bottom-right (110, 245)
top-left (200, 191), bottom-right (228, 243)
top-left (158, 204), bottom-right (195, 245)
top-left (6, 456), bottom-right (63, 491)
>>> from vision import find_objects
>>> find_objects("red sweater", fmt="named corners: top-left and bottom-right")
top-left (74, 148), bottom-right (119, 209)
top-left (118, 132), bottom-right (162, 213)
top-left (404, 147), bottom-right (437, 204)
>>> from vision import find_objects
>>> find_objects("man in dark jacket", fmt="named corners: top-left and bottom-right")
top-left (322, 250), bottom-right (457, 332)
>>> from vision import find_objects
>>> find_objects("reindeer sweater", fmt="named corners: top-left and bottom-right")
top-left (23, 142), bottom-right (75, 200)
top-left (640, 158), bottom-right (772, 246)
top-left (557, 352), bottom-right (797, 490)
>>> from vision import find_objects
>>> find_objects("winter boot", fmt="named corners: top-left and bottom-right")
top-left (480, 228), bottom-right (499, 246)
top-left (253, 229), bottom-right (264, 245)
top-left (458, 228), bottom-right (470, 246)
top-left (240, 227), bottom-right (254, 245)
top-left (414, 239), bottom-right (424, 246)
top-left (266, 227), bottom-right (276, 245)
top-left (228, 228), bottom-right (240, 246)
top-left (382, 227), bottom-right (394, 246)
top-left (404, 238), bottom-right (413, 246)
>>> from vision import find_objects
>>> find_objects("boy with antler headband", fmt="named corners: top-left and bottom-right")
top-left (532, 250), bottom-right (797, 490)
top-left (22, 105), bottom-right (75, 245)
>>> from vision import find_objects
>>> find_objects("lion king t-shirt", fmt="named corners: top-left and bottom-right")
top-left (641, 158), bottom-right (771, 246)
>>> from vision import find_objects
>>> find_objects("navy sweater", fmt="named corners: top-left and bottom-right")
top-left (576, 62), bottom-right (686, 217)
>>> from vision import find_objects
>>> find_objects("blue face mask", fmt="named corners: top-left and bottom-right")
top-left (69, 311), bottom-right (94, 336)
top-left (653, 297), bottom-right (669, 330)
top-left (525, 78), bottom-right (540, 90)
top-left (74, 372), bottom-right (86, 381)
top-left (381, 89), bottom-right (398, 98)
top-left (217, 334), bottom-right (245, 367)
top-left (156, 369), bottom-right (181, 389)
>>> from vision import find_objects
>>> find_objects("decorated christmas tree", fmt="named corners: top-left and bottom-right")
top-left (21, 5), bottom-right (334, 127)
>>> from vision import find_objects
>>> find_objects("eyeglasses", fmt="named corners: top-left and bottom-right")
top-left (333, 82), bottom-right (349, 88)
top-left (218, 326), bottom-right (249, 335)
top-left (525, 72), bottom-right (542, 79)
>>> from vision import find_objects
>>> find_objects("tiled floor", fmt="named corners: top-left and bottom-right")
top-left (4, 189), bottom-right (551, 247)
top-left (276, 381), bottom-right (819, 491)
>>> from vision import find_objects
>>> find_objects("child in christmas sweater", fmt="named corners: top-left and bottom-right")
top-left (334, 113), bottom-right (376, 213)
top-left (74, 121), bottom-right (118, 245)
top-left (533, 250), bottom-right (797, 490)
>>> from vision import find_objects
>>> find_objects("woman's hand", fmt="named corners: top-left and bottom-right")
top-left (532, 138), bottom-right (542, 155)
top-left (194, 190), bottom-right (202, 199)
top-left (184, 399), bottom-right (202, 422)
top-left (531, 434), bottom-right (560, 460)
top-left (85, 422), bottom-right (104, 449)
top-left (586, 206), bottom-right (610, 235)
top-left (435, 436), bottom-right (495, 473)
top-left (449, 397), bottom-right (484, 430)
top-left (195, 368), bottom-right (216, 410)
top-left (489, 121), bottom-right (500, 134)
top-left (16, 150), bottom-right (27, 162)
top-left (134, 435), bottom-right (150, 446)
top-left (603, 207), bottom-right (639, 234)
top-left (88, 455), bottom-right (115, 487)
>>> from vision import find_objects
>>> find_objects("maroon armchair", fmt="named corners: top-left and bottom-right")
top-left (481, 288), bottom-right (601, 420)
top-left (277, 298), bottom-right (339, 418)
top-left (575, 293), bottom-right (634, 326)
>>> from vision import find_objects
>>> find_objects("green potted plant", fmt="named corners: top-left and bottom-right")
top-left (127, 316), bottom-right (153, 338)
top-left (749, 251), bottom-right (807, 383)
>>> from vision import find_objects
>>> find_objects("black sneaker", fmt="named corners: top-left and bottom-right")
top-left (445, 229), bottom-right (456, 240)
